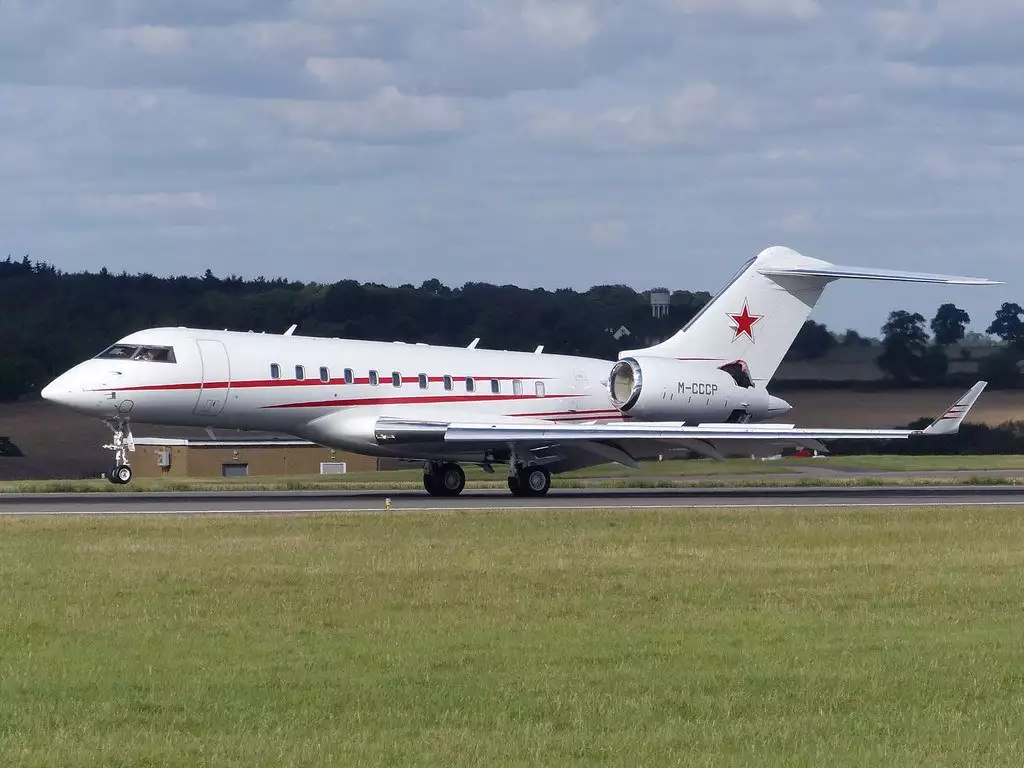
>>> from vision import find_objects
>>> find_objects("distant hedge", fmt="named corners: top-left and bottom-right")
top-left (832, 420), bottom-right (1024, 456)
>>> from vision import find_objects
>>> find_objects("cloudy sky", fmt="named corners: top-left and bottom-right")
top-left (1, 0), bottom-right (1020, 335)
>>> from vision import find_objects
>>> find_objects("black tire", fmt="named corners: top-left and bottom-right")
top-left (111, 465), bottom-right (132, 485)
top-left (507, 474), bottom-right (524, 496)
top-left (423, 471), bottom-right (441, 496)
top-left (437, 463), bottom-right (466, 496)
top-left (521, 466), bottom-right (551, 497)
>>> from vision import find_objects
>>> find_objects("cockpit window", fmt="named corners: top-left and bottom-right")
top-left (95, 344), bottom-right (176, 363)
top-left (133, 346), bottom-right (176, 363)
top-left (96, 344), bottom-right (139, 360)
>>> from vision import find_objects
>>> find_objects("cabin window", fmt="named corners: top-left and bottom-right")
top-left (295, 365), bottom-right (305, 381)
top-left (369, 370), bottom-right (379, 386)
top-left (343, 368), bottom-right (353, 384)
top-left (466, 377), bottom-right (476, 393)
top-left (270, 363), bottom-right (281, 380)
top-left (391, 371), bottom-right (402, 387)
top-left (443, 375), bottom-right (453, 391)
top-left (490, 379), bottom-right (500, 394)
top-left (535, 381), bottom-right (546, 398)
top-left (319, 366), bottom-right (330, 383)
top-left (513, 379), bottom-right (523, 396)
top-left (418, 373), bottom-right (428, 389)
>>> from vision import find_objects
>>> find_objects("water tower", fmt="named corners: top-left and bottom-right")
top-left (650, 289), bottom-right (671, 319)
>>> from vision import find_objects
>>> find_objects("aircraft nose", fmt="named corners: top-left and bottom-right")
top-left (40, 375), bottom-right (73, 406)
top-left (768, 395), bottom-right (792, 418)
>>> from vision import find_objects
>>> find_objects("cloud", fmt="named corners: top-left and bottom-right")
top-left (81, 191), bottom-right (218, 217)
top-left (529, 82), bottom-right (754, 151)
top-left (0, 0), bottom-right (1019, 336)
top-left (266, 86), bottom-right (465, 141)
top-left (667, 0), bottom-right (821, 22)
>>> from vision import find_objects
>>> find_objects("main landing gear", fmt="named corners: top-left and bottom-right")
top-left (423, 462), bottom-right (466, 497)
top-left (421, 460), bottom-right (552, 497)
top-left (507, 464), bottom-right (551, 497)
top-left (104, 419), bottom-right (135, 485)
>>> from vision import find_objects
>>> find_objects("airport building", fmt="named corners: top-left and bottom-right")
top-left (131, 437), bottom-right (379, 479)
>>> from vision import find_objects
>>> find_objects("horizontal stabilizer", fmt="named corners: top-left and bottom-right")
top-left (761, 265), bottom-right (1001, 285)
top-left (622, 246), bottom-right (999, 386)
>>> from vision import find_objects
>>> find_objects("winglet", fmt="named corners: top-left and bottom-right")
top-left (921, 381), bottom-right (988, 436)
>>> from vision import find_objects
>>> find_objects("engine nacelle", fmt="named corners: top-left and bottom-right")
top-left (608, 356), bottom-right (780, 422)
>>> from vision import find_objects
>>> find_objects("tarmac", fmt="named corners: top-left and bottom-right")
top-left (1, 484), bottom-right (1023, 516)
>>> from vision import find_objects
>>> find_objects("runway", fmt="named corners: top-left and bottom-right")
top-left (1, 485), bottom-right (1024, 516)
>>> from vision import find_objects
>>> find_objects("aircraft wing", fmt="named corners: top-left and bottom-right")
top-left (374, 382), bottom-right (987, 466)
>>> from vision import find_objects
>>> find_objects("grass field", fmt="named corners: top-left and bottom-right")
top-left (1, 454), bottom-right (1022, 494)
top-left (3, 506), bottom-right (1024, 766)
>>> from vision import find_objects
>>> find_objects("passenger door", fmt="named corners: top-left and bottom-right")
top-left (193, 339), bottom-right (231, 416)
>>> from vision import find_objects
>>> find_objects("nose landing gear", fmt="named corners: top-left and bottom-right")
top-left (104, 419), bottom-right (135, 485)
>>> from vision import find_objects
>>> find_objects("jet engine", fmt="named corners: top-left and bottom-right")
top-left (608, 356), bottom-right (788, 422)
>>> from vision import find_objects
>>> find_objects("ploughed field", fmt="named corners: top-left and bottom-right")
top-left (2, 505), bottom-right (1024, 766)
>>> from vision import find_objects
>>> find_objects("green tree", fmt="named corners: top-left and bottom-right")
top-left (840, 329), bottom-right (872, 347)
top-left (786, 320), bottom-right (835, 361)
top-left (987, 302), bottom-right (1024, 348)
top-left (877, 310), bottom-right (942, 383)
top-left (930, 303), bottom-right (970, 346)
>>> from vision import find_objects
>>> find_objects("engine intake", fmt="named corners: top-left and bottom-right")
top-left (609, 358), bottom-right (642, 411)
top-left (608, 356), bottom-right (778, 421)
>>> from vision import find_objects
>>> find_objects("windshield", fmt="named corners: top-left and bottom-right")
top-left (95, 344), bottom-right (176, 363)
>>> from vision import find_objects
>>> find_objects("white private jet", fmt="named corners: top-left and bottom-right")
top-left (41, 246), bottom-right (996, 495)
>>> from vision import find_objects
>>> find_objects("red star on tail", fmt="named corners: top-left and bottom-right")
top-left (728, 301), bottom-right (762, 341)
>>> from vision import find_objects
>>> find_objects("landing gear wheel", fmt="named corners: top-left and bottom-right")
top-left (437, 463), bottom-right (466, 496)
top-left (522, 466), bottom-right (551, 496)
top-left (424, 463), bottom-right (466, 497)
top-left (507, 474), bottom-right (522, 496)
top-left (508, 465), bottom-right (550, 497)
top-left (103, 419), bottom-right (135, 485)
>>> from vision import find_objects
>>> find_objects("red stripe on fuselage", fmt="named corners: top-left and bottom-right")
top-left (511, 408), bottom-right (622, 418)
top-left (261, 393), bottom-right (576, 409)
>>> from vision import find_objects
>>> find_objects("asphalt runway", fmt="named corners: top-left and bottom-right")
top-left (2, 485), bottom-right (1024, 516)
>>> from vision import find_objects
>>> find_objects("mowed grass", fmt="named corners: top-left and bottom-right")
top-left (796, 454), bottom-right (1024, 472)
top-left (2, 454), bottom-right (1023, 494)
top-left (3, 508), bottom-right (1024, 765)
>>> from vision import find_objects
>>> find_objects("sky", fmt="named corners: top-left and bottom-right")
top-left (1, 0), bottom-right (1021, 336)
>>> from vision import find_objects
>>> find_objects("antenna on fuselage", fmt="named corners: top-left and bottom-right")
top-left (534, 345), bottom-right (544, 354)
top-left (284, 324), bottom-right (297, 336)
top-left (467, 338), bottom-right (480, 349)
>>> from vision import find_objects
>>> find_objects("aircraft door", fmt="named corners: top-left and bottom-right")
top-left (193, 339), bottom-right (231, 416)
top-left (570, 369), bottom-right (591, 414)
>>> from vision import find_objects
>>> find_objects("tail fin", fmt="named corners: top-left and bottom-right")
top-left (622, 246), bottom-right (998, 385)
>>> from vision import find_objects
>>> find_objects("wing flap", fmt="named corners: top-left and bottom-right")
top-left (444, 424), bottom-right (918, 442)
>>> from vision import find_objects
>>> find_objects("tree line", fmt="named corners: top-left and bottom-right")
top-left (0, 255), bottom-right (1020, 401)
